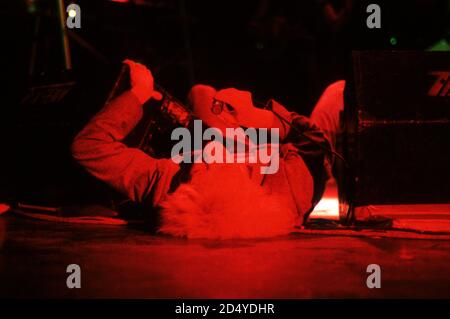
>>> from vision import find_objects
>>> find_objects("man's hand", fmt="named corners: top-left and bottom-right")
top-left (123, 59), bottom-right (163, 104)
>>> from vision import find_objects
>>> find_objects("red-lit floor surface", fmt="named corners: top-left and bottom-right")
top-left (1, 212), bottom-right (450, 298)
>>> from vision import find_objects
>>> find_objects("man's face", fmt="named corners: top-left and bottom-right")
top-left (188, 85), bottom-right (241, 136)
top-left (210, 99), bottom-right (239, 128)
top-left (188, 84), bottom-right (276, 135)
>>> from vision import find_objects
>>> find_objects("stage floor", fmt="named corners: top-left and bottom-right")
top-left (1, 214), bottom-right (450, 298)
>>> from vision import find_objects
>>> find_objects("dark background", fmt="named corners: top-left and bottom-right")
top-left (0, 0), bottom-right (449, 206)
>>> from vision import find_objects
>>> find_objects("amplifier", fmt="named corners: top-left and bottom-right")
top-left (338, 51), bottom-right (450, 222)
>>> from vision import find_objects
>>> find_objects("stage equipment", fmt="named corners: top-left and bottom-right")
top-left (338, 51), bottom-right (450, 222)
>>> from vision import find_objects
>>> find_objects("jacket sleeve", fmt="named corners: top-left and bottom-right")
top-left (269, 99), bottom-right (333, 203)
top-left (71, 90), bottom-right (180, 205)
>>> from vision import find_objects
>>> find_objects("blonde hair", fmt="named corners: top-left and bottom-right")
top-left (158, 163), bottom-right (297, 239)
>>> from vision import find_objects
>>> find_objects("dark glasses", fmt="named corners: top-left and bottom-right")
top-left (211, 99), bottom-right (235, 115)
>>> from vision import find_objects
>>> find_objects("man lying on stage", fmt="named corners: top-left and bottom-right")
top-left (71, 59), bottom-right (344, 239)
